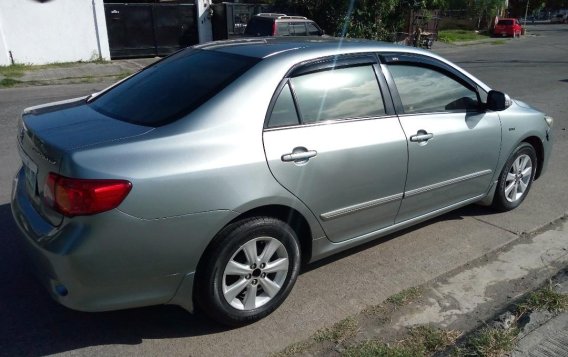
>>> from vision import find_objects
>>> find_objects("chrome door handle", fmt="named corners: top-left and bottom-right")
top-left (281, 150), bottom-right (317, 162)
top-left (410, 131), bottom-right (434, 142)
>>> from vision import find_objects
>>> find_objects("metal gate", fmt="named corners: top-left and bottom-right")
top-left (104, 1), bottom-right (198, 58)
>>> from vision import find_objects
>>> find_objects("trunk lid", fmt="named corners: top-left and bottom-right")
top-left (18, 97), bottom-right (153, 226)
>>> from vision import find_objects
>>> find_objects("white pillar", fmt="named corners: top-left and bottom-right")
top-left (0, 11), bottom-right (10, 65)
top-left (197, 0), bottom-right (213, 44)
top-left (92, 0), bottom-right (111, 61)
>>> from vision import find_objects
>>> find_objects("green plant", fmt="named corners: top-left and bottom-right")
top-left (0, 78), bottom-right (22, 87)
top-left (313, 316), bottom-right (358, 344)
top-left (386, 287), bottom-right (422, 307)
top-left (458, 327), bottom-right (519, 357)
top-left (519, 284), bottom-right (568, 313)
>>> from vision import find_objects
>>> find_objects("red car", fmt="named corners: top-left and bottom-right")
top-left (493, 18), bottom-right (523, 37)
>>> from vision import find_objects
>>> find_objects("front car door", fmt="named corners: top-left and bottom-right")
top-left (380, 54), bottom-right (502, 222)
top-left (263, 55), bottom-right (408, 242)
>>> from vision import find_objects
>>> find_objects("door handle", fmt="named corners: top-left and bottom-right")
top-left (281, 149), bottom-right (317, 163)
top-left (410, 130), bottom-right (434, 142)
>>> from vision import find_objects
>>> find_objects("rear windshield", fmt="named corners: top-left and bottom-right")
top-left (89, 49), bottom-right (259, 126)
top-left (245, 18), bottom-right (273, 36)
top-left (498, 20), bottom-right (514, 25)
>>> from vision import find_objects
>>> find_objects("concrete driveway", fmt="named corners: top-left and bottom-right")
top-left (0, 24), bottom-right (566, 357)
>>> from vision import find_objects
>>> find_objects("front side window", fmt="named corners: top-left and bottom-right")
top-left (291, 65), bottom-right (385, 123)
top-left (388, 64), bottom-right (479, 114)
top-left (307, 22), bottom-right (320, 35)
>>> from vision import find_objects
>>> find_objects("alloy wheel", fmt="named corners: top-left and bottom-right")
top-left (504, 154), bottom-right (533, 203)
top-left (222, 237), bottom-right (289, 310)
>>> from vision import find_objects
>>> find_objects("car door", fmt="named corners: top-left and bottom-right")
top-left (381, 54), bottom-right (501, 223)
top-left (263, 55), bottom-right (408, 243)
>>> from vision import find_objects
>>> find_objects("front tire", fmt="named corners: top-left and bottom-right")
top-left (493, 142), bottom-right (537, 211)
top-left (195, 217), bottom-right (301, 326)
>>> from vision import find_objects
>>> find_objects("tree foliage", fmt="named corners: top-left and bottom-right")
top-left (274, 0), bottom-right (448, 40)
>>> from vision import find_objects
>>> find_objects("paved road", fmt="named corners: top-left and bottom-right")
top-left (0, 24), bottom-right (566, 357)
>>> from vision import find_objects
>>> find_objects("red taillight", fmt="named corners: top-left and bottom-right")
top-left (43, 173), bottom-right (132, 217)
top-left (273, 22), bottom-right (277, 35)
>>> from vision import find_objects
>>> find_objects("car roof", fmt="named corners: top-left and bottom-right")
top-left (195, 37), bottom-right (416, 59)
top-left (194, 37), bottom-right (493, 93)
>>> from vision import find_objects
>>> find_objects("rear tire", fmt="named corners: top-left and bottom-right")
top-left (195, 217), bottom-right (301, 326)
top-left (492, 142), bottom-right (537, 212)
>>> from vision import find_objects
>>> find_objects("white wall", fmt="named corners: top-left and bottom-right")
top-left (0, 0), bottom-right (110, 66)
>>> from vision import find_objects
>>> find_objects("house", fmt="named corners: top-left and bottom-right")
top-left (0, 0), bottom-right (214, 66)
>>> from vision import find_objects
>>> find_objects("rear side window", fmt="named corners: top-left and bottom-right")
top-left (290, 65), bottom-right (385, 123)
top-left (388, 64), bottom-right (479, 114)
top-left (290, 22), bottom-right (307, 36)
top-left (267, 83), bottom-right (299, 128)
top-left (89, 49), bottom-right (259, 126)
top-left (277, 22), bottom-right (290, 36)
top-left (244, 18), bottom-right (273, 36)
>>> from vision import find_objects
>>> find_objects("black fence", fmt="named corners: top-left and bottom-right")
top-left (104, 1), bottom-right (198, 58)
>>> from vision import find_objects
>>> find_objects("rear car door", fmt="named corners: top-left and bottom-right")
top-left (381, 54), bottom-right (501, 223)
top-left (263, 55), bottom-right (408, 242)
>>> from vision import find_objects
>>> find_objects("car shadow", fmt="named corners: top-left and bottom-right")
top-left (302, 204), bottom-right (488, 273)
top-left (0, 203), bottom-right (227, 356)
top-left (0, 201), bottom-right (495, 355)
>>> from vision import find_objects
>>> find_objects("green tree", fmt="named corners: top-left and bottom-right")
top-left (468, 0), bottom-right (506, 29)
top-left (279, 0), bottom-right (447, 40)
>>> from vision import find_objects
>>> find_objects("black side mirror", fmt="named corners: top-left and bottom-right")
top-left (486, 90), bottom-right (512, 111)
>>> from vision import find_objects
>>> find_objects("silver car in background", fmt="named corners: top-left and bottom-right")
top-left (11, 38), bottom-right (553, 326)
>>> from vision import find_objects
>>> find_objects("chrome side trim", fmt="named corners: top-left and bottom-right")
top-left (320, 193), bottom-right (403, 221)
top-left (309, 193), bottom-right (487, 263)
top-left (263, 115), bottom-right (399, 132)
top-left (405, 170), bottom-right (493, 198)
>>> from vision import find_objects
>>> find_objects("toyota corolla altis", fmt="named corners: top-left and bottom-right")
top-left (11, 38), bottom-right (553, 326)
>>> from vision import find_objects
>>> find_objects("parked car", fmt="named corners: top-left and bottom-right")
top-left (12, 38), bottom-right (553, 326)
top-left (244, 13), bottom-right (324, 37)
top-left (550, 13), bottom-right (568, 23)
top-left (493, 18), bottom-right (523, 37)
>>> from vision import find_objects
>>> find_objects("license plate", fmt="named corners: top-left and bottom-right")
top-left (19, 146), bottom-right (38, 194)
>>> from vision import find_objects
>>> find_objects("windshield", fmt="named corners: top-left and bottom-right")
top-left (89, 49), bottom-right (260, 126)
top-left (499, 20), bottom-right (514, 25)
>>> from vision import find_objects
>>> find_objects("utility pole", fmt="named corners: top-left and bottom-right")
top-left (524, 0), bottom-right (530, 28)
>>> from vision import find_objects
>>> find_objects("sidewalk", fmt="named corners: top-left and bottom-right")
top-left (0, 57), bottom-right (158, 87)
top-left (274, 216), bottom-right (568, 356)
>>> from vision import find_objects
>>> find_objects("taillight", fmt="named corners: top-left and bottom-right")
top-left (43, 173), bottom-right (132, 217)
top-left (273, 22), bottom-right (277, 35)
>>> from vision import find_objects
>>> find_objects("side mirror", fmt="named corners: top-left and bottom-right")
top-left (486, 90), bottom-right (512, 111)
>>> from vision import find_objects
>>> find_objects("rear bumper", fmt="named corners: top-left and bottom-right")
top-left (11, 168), bottom-right (237, 313)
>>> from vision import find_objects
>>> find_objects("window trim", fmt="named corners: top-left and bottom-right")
top-left (380, 54), bottom-right (484, 115)
top-left (264, 53), bottom-right (396, 130)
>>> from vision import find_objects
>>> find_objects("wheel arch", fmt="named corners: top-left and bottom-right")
top-left (225, 205), bottom-right (314, 265)
top-left (521, 136), bottom-right (544, 180)
top-left (195, 204), bottom-right (314, 280)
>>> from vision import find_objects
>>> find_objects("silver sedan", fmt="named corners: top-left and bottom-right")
top-left (11, 38), bottom-right (553, 326)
